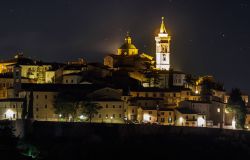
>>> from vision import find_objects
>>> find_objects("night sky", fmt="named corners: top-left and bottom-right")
top-left (0, 0), bottom-right (250, 93)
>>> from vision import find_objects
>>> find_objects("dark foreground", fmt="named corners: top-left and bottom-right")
top-left (2, 121), bottom-right (250, 159)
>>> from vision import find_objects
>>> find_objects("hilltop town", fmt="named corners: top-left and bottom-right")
top-left (0, 17), bottom-right (249, 130)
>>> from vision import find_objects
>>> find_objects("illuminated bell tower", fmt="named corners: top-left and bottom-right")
top-left (155, 17), bottom-right (171, 70)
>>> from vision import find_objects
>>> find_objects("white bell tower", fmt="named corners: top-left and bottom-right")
top-left (155, 17), bottom-right (171, 70)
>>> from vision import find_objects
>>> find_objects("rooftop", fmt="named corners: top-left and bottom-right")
top-left (176, 108), bottom-right (197, 114)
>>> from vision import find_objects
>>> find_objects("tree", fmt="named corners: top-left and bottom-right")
top-left (201, 79), bottom-right (214, 101)
top-left (227, 88), bottom-right (247, 129)
top-left (0, 121), bottom-right (25, 159)
top-left (27, 91), bottom-right (34, 119)
top-left (54, 91), bottom-right (82, 121)
top-left (80, 101), bottom-right (102, 123)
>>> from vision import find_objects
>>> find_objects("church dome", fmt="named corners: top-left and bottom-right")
top-left (117, 32), bottom-right (139, 56)
top-left (119, 43), bottom-right (137, 50)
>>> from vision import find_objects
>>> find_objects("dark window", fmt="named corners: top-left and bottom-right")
top-left (145, 93), bottom-right (148, 97)
top-left (173, 93), bottom-right (176, 97)
top-left (132, 109), bottom-right (134, 113)
top-left (36, 95), bottom-right (39, 99)
top-left (113, 105), bottom-right (115, 108)
top-left (149, 117), bottom-right (151, 120)
top-left (99, 114), bottom-right (101, 118)
top-left (119, 105), bottom-right (122, 108)
top-left (113, 114), bottom-right (115, 118)
top-left (149, 111), bottom-right (152, 114)
top-left (66, 80), bottom-right (68, 83)
top-left (119, 114), bottom-right (122, 118)
top-left (45, 95), bottom-right (47, 99)
top-left (169, 112), bottom-right (172, 116)
top-left (161, 112), bottom-right (164, 115)
top-left (106, 104), bottom-right (108, 108)
top-left (137, 93), bottom-right (139, 97)
top-left (13, 114), bottom-right (16, 118)
top-left (36, 108), bottom-right (39, 112)
top-left (71, 80), bottom-right (74, 83)
top-left (153, 93), bottom-right (156, 97)
top-left (45, 105), bottom-right (47, 109)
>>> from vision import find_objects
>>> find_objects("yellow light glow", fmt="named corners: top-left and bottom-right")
top-left (79, 115), bottom-right (87, 120)
top-left (179, 117), bottom-right (183, 123)
top-left (6, 109), bottom-right (14, 119)
top-left (143, 114), bottom-right (150, 122)
top-left (195, 90), bottom-right (199, 94)
top-left (225, 109), bottom-right (229, 114)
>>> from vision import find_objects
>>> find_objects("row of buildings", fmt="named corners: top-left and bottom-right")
top-left (0, 17), bottom-right (249, 129)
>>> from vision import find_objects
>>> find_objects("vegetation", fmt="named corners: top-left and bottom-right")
top-left (200, 77), bottom-right (224, 101)
top-left (80, 101), bottom-right (102, 123)
top-left (54, 91), bottom-right (102, 122)
top-left (227, 88), bottom-right (247, 129)
top-left (54, 91), bottom-right (82, 121)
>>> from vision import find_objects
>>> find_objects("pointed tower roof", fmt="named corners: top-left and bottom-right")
top-left (160, 17), bottom-right (167, 34)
